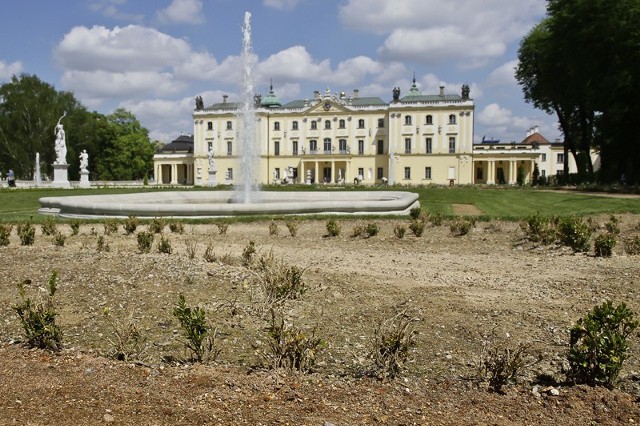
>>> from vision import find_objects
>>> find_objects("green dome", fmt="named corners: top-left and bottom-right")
top-left (261, 81), bottom-right (281, 108)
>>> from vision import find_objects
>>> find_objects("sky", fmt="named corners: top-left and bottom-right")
top-left (0, 0), bottom-right (560, 144)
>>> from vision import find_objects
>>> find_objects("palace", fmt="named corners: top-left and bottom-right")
top-left (153, 81), bottom-right (595, 186)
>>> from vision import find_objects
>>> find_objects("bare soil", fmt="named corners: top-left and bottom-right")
top-left (1, 215), bottom-right (640, 425)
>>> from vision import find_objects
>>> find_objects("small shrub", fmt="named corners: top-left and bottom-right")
top-left (185, 239), bottom-right (197, 259)
top-left (17, 221), bottom-right (35, 246)
top-left (409, 207), bottom-right (422, 220)
top-left (157, 235), bottom-right (172, 254)
top-left (326, 219), bottom-right (341, 237)
top-left (217, 223), bottom-right (229, 235)
top-left (0, 224), bottom-right (12, 246)
top-left (13, 271), bottom-right (62, 351)
top-left (255, 252), bottom-right (307, 303)
top-left (594, 233), bottom-right (617, 257)
top-left (264, 308), bottom-right (322, 372)
top-left (367, 308), bottom-right (418, 379)
top-left (409, 220), bottom-right (424, 237)
top-left (428, 212), bottom-right (444, 227)
top-left (523, 212), bottom-right (556, 244)
top-left (203, 241), bottom-right (216, 263)
top-left (149, 217), bottom-right (165, 234)
top-left (450, 218), bottom-right (473, 237)
top-left (103, 219), bottom-right (119, 236)
top-left (123, 216), bottom-right (139, 235)
top-left (242, 240), bottom-right (256, 266)
top-left (567, 301), bottom-right (638, 387)
top-left (393, 224), bottom-right (406, 238)
top-left (69, 220), bottom-right (80, 236)
top-left (268, 220), bottom-right (279, 236)
top-left (605, 215), bottom-right (621, 236)
top-left (103, 307), bottom-right (147, 361)
top-left (169, 221), bottom-right (185, 234)
top-left (365, 222), bottom-right (380, 238)
top-left (137, 231), bottom-right (154, 253)
top-left (173, 293), bottom-right (217, 362)
top-left (285, 219), bottom-right (299, 237)
top-left (350, 224), bottom-right (365, 238)
top-left (558, 217), bottom-right (591, 252)
top-left (53, 232), bottom-right (66, 247)
top-left (624, 235), bottom-right (640, 255)
top-left (90, 227), bottom-right (98, 236)
top-left (41, 218), bottom-right (58, 236)
top-left (97, 235), bottom-right (110, 252)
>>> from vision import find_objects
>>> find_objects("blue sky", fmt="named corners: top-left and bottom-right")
top-left (0, 0), bottom-right (559, 144)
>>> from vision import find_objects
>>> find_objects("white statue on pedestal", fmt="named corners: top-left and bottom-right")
top-left (54, 113), bottom-right (67, 165)
top-left (79, 150), bottom-right (89, 172)
top-left (208, 146), bottom-right (217, 173)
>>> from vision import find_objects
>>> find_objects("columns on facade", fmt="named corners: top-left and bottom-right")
top-left (487, 160), bottom-right (495, 184)
top-left (156, 165), bottom-right (162, 185)
top-left (331, 160), bottom-right (335, 183)
top-left (314, 161), bottom-right (319, 184)
top-left (170, 164), bottom-right (178, 184)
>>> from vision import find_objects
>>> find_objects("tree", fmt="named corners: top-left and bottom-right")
top-left (96, 108), bottom-right (155, 181)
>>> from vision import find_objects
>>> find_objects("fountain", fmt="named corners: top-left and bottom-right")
top-left (38, 12), bottom-right (420, 219)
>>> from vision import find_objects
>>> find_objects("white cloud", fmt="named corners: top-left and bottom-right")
top-left (156, 0), bottom-right (205, 25)
top-left (90, 0), bottom-right (144, 21)
top-left (0, 60), bottom-right (23, 80)
top-left (257, 46), bottom-right (332, 82)
top-left (486, 60), bottom-right (518, 87)
top-left (340, 0), bottom-right (545, 66)
top-left (55, 25), bottom-right (192, 73)
top-left (60, 70), bottom-right (185, 100)
top-left (263, 0), bottom-right (301, 10)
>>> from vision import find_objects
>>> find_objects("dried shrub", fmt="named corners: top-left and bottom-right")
top-left (17, 220), bottom-right (35, 246)
top-left (367, 308), bottom-right (418, 379)
top-left (124, 216), bottom-right (139, 235)
top-left (624, 235), bottom-right (640, 255)
top-left (137, 231), bottom-right (154, 253)
top-left (103, 219), bottom-right (119, 236)
top-left (169, 221), bottom-right (185, 234)
top-left (350, 224), bottom-right (365, 238)
top-left (254, 252), bottom-right (307, 304)
top-left (428, 212), bottom-right (444, 227)
top-left (604, 215), bottom-right (621, 235)
top-left (0, 224), bottom-right (12, 246)
top-left (242, 240), bottom-right (257, 266)
top-left (13, 271), bottom-right (62, 351)
top-left (53, 232), bottom-right (66, 247)
top-left (96, 235), bottom-right (110, 252)
top-left (69, 220), bottom-right (80, 236)
top-left (41, 217), bottom-right (57, 236)
top-left (326, 219), bottom-right (341, 237)
top-left (268, 220), bottom-right (279, 236)
top-left (149, 217), bottom-right (165, 234)
top-left (203, 241), bottom-right (216, 263)
top-left (450, 217), bottom-right (474, 236)
top-left (409, 207), bottom-right (422, 220)
top-left (285, 219), bottom-right (299, 237)
top-left (409, 220), bottom-right (424, 237)
top-left (365, 222), bottom-right (380, 237)
top-left (157, 235), bottom-right (172, 254)
top-left (394, 224), bottom-right (406, 238)
top-left (185, 239), bottom-right (198, 259)
top-left (567, 301), bottom-right (638, 387)
top-left (263, 308), bottom-right (322, 372)
top-left (103, 307), bottom-right (147, 362)
top-left (217, 223), bottom-right (229, 235)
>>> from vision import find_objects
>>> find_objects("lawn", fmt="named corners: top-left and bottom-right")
top-left (0, 185), bottom-right (638, 223)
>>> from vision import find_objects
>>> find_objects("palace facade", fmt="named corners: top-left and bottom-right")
top-left (153, 82), bottom-right (596, 186)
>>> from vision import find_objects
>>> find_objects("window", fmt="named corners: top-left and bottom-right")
top-left (323, 138), bottom-right (332, 153)
top-left (207, 121), bottom-right (213, 130)
top-left (309, 139), bottom-right (318, 152)
top-left (355, 119), bottom-right (364, 129)
top-left (377, 140), bottom-right (384, 155)
top-left (292, 121), bottom-right (298, 131)
top-left (227, 168), bottom-right (233, 179)
top-left (292, 141), bottom-right (298, 156)
top-left (557, 153), bottom-right (564, 164)
top-left (226, 121), bottom-right (233, 130)
top-left (404, 166), bottom-right (411, 180)
top-left (227, 141), bottom-right (232, 155)
top-left (426, 137), bottom-right (432, 154)
top-left (339, 119), bottom-right (346, 129)
top-left (310, 121), bottom-right (317, 130)
top-left (274, 121), bottom-right (280, 131)
top-left (324, 120), bottom-right (331, 130)
top-left (339, 139), bottom-right (347, 153)
top-left (378, 118), bottom-right (384, 128)
top-left (274, 141), bottom-right (280, 156)
top-left (404, 138), bottom-right (412, 154)
top-left (448, 114), bottom-right (456, 125)
top-left (541, 153), bottom-right (546, 162)
top-left (426, 115), bottom-right (433, 125)
top-left (425, 167), bottom-right (432, 180)
top-left (377, 167), bottom-right (384, 180)
top-left (358, 140), bottom-right (364, 155)
top-left (448, 137), bottom-right (456, 153)
top-left (358, 167), bottom-right (364, 179)
top-left (404, 115), bottom-right (412, 125)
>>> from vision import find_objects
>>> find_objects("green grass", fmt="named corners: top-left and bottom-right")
top-left (1, 185), bottom-right (638, 223)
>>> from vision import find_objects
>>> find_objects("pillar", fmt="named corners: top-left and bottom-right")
top-left (171, 164), bottom-right (178, 184)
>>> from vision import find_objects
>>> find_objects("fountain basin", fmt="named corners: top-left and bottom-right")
top-left (38, 191), bottom-right (420, 218)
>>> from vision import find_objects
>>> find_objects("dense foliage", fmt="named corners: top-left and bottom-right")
top-left (517, 0), bottom-right (640, 184)
top-left (0, 74), bottom-right (155, 181)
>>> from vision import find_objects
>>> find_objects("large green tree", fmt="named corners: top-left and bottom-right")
top-left (517, 0), bottom-right (640, 184)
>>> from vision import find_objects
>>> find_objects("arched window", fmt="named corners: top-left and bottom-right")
top-left (339, 119), bottom-right (346, 129)
top-left (324, 120), bottom-right (331, 130)
top-left (226, 121), bottom-right (233, 130)
top-left (309, 139), bottom-right (318, 152)
top-left (448, 114), bottom-right (456, 125)
top-left (292, 121), bottom-right (298, 130)
top-left (426, 115), bottom-right (433, 125)
top-left (274, 121), bottom-right (280, 131)
top-left (207, 121), bottom-right (213, 130)
top-left (310, 121), bottom-right (317, 130)
top-left (358, 119), bottom-right (365, 129)
top-left (405, 115), bottom-right (412, 126)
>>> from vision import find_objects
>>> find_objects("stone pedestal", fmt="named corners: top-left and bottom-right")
top-left (79, 170), bottom-right (90, 188)
top-left (52, 163), bottom-right (70, 188)
top-left (208, 171), bottom-right (218, 187)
